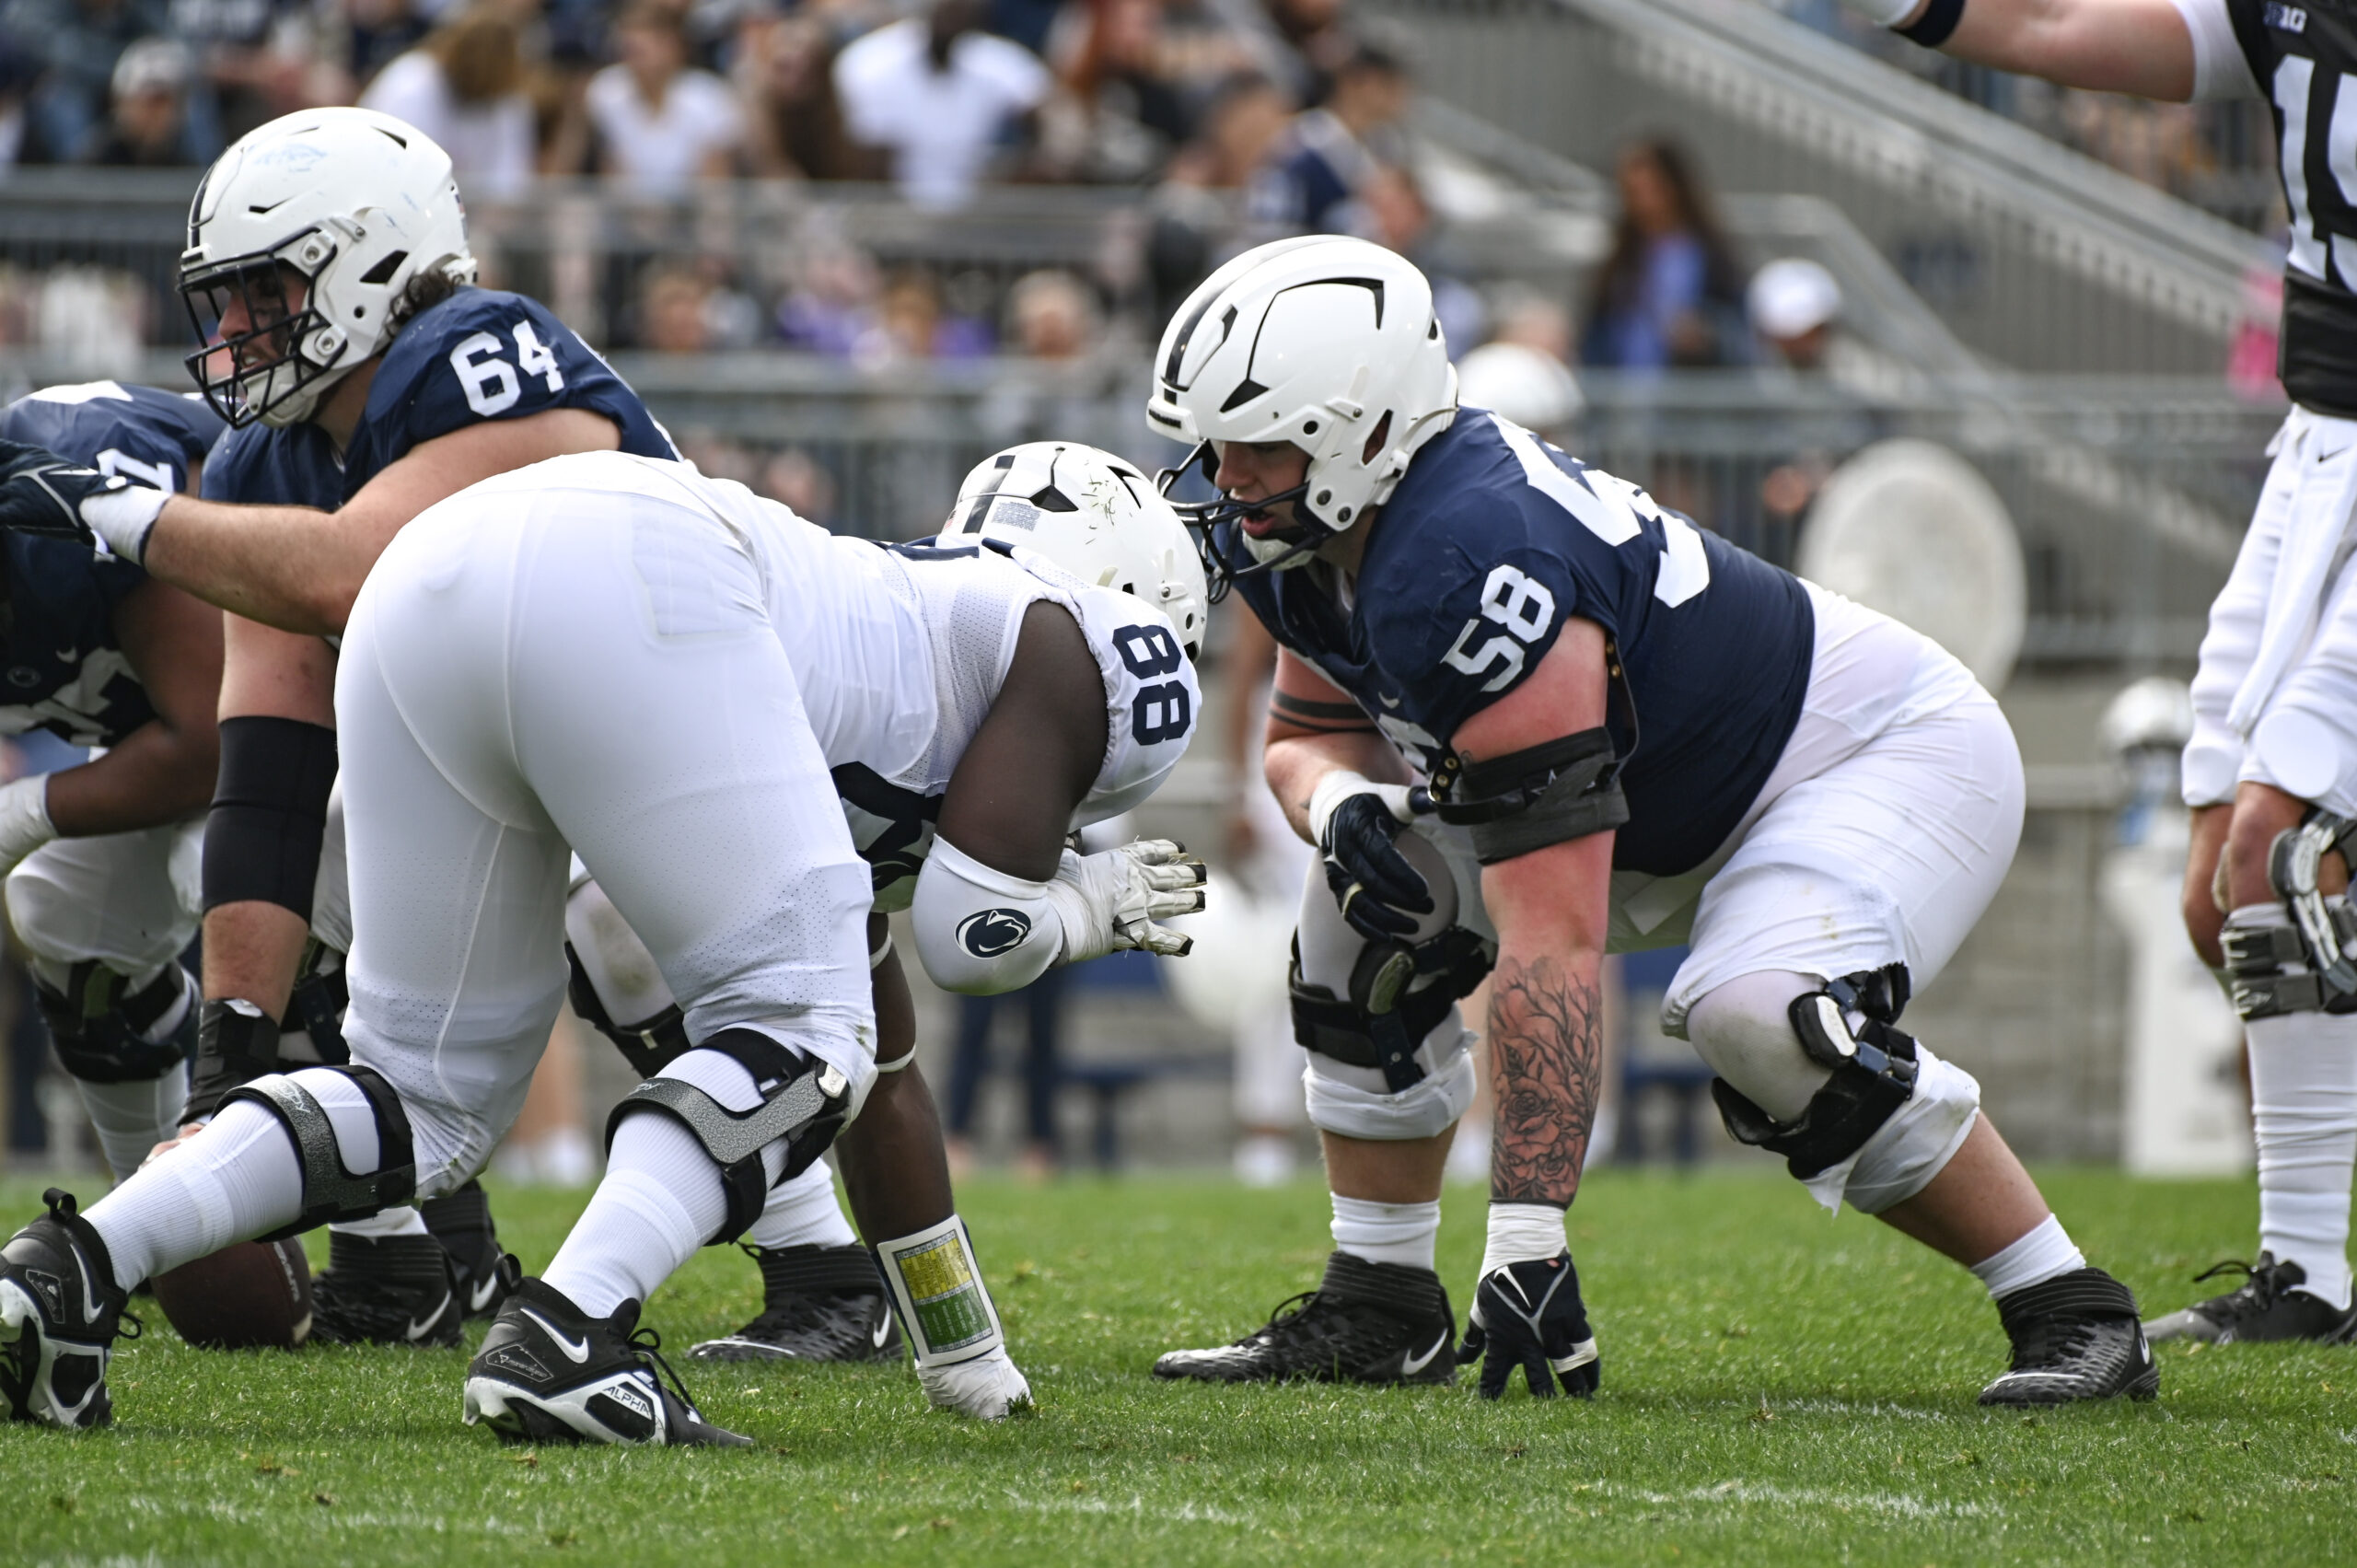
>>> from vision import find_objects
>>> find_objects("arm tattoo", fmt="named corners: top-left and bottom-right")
top-left (1487, 955), bottom-right (1604, 1206)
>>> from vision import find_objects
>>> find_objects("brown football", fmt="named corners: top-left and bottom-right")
top-left (151, 1237), bottom-right (313, 1350)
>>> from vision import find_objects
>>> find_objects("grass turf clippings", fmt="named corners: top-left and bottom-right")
top-left (2, 1167), bottom-right (2352, 1566)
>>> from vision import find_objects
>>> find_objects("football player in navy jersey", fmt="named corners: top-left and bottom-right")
top-left (0, 107), bottom-right (674, 1346)
top-left (0, 381), bottom-right (222, 1192)
top-left (1831, 0), bottom-right (2357, 1347)
top-left (1144, 236), bottom-right (2153, 1405)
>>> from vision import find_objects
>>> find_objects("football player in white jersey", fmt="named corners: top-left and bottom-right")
top-left (0, 444), bottom-right (1208, 1441)
top-left (1837, 0), bottom-right (2357, 1342)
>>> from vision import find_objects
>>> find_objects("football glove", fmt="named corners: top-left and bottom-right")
top-left (1308, 772), bottom-right (1433, 943)
top-left (1457, 1251), bottom-right (1601, 1400)
top-left (1047, 838), bottom-right (1207, 960)
top-left (0, 439), bottom-right (168, 562)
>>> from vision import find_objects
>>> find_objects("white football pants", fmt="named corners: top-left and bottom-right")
top-left (332, 479), bottom-right (877, 1198)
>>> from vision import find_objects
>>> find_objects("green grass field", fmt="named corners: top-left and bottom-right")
top-left (3, 1166), bottom-right (2353, 1566)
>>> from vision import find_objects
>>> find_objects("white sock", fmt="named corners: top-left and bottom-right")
top-left (82, 1100), bottom-right (303, 1291)
top-left (331, 1205), bottom-right (430, 1240)
top-left (1329, 1194), bottom-right (1440, 1272)
top-left (2246, 1000), bottom-right (2357, 1309)
top-left (1480, 1202), bottom-right (1567, 1279)
top-left (543, 1047), bottom-right (789, 1318)
top-left (745, 1157), bottom-right (857, 1250)
top-left (1968, 1213), bottom-right (2085, 1299)
top-left (73, 1070), bottom-right (190, 1183)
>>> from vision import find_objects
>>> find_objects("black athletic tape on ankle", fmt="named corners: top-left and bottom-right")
top-left (1897, 0), bottom-right (1963, 47)
top-left (202, 716), bottom-right (338, 918)
top-left (758, 1243), bottom-right (890, 1298)
top-left (1994, 1267), bottom-right (2137, 1327)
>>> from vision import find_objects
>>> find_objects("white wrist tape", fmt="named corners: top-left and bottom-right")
top-left (1306, 770), bottom-right (1417, 843)
top-left (873, 1213), bottom-right (1005, 1368)
top-left (1834, 0), bottom-right (1921, 24)
top-left (1480, 1202), bottom-right (1568, 1280)
top-left (911, 836), bottom-right (1062, 994)
top-left (0, 773), bottom-right (58, 876)
top-left (82, 483), bottom-right (170, 565)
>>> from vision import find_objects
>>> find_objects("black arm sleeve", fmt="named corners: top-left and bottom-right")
top-left (201, 715), bottom-right (337, 919)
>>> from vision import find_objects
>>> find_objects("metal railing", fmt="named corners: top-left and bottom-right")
top-left (1369, 0), bottom-right (2282, 376)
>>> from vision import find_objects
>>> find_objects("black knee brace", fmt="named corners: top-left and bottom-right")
top-left (604, 1029), bottom-right (852, 1246)
top-left (38, 962), bottom-right (196, 1085)
top-left (1711, 965), bottom-right (1921, 1181)
top-left (565, 942), bottom-right (690, 1078)
top-left (1289, 928), bottom-right (1494, 1094)
top-left (218, 1063), bottom-right (417, 1240)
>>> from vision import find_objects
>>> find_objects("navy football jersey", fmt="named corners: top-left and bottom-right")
top-left (203, 287), bottom-right (677, 509)
top-left (1226, 410), bottom-right (1814, 877)
top-left (0, 382), bottom-right (222, 747)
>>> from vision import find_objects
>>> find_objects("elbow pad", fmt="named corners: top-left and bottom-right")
top-left (911, 837), bottom-right (1065, 995)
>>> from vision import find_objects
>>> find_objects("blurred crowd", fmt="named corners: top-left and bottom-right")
top-left (0, 0), bottom-right (1428, 215)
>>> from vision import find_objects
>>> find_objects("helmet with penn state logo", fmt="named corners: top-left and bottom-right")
top-left (1144, 235), bottom-right (1457, 593)
top-left (180, 108), bottom-right (476, 429)
top-left (940, 441), bottom-right (1209, 661)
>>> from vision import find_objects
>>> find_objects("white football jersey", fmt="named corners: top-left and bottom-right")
top-left (598, 454), bottom-right (1201, 909)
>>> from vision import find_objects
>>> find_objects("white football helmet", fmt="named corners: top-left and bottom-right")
top-left (180, 107), bottom-right (476, 428)
top-left (1144, 235), bottom-right (1457, 586)
top-left (940, 441), bottom-right (1210, 660)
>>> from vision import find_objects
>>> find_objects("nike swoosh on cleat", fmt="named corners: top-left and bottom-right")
top-left (1401, 1330), bottom-right (1449, 1376)
top-left (72, 1243), bottom-right (106, 1326)
top-left (405, 1293), bottom-right (454, 1342)
top-left (872, 1314), bottom-right (892, 1350)
top-left (519, 1306), bottom-right (593, 1363)
top-left (467, 1275), bottom-right (502, 1314)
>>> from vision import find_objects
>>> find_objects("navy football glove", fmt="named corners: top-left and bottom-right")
top-left (1313, 784), bottom-right (1434, 943)
top-left (0, 439), bottom-right (125, 548)
top-left (1457, 1252), bottom-right (1600, 1400)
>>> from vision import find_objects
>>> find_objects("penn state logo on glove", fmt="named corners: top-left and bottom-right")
top-left (957, 908), bottom-right (1034, 958)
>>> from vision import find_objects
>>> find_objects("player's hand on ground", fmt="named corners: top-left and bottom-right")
top-left (1309, 777), bottom-right (1433, 942)
top-left (1050, 838), bottom-right (1206, 960)
top-left (0, 438), bottom-right (164, 557)
top-left (918, 1347), bottom-right (1034, 1420)
top-left (1458, 1253), bottom-right (1600, 1400)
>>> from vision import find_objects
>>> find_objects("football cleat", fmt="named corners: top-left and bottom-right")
top-left (464, 1277), bottom-right (750, 1446)
top-left (2142, 1253), bottom-right (2357, 1345)
top-left (422, 1181), bottom-right (511, 1319)
top-left (689, 1244), bottom-right (902, 1364)
top-left (0, 1190), bottom-right (139, 1429)
top-left (1152, 1250), bottom-right (1457, 1386)
top-left (309, 1229), bottom-right (462, 1347)
top-left (1458, 1251), bottom-right (1601, 1400)
top-left (1978, 1267), bottom-right (2160, 1406)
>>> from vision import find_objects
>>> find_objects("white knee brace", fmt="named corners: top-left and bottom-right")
top-left (1687, 969), bottom-right (1980, 1214)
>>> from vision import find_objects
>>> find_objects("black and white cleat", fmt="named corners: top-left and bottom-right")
top-left (465, 1277), bottom-right (751, 1446)
top-left (690, 1244), bottom-right (902, 1365)
top-left (0, 1189), bottom-right (138, 1430)
top-left (422, 1179), bottom-right (512, 1320)
top-left (2143, 1253), bottom-right (2357, 1345)
top-left (1979, 1267), bottom-right (2160, 1407)
top-left (310, 1228), bottom-right (463, 1348)
top-left (1152, 1250), bottom-right (1457, 1387)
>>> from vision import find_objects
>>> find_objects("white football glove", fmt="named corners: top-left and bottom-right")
top-left (0, 773), bottom-right (56, 880)
top-left (1044, 838), bottom-right (1207, 961)
top-left (919, 1347), bottom-right (1033, 1420)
